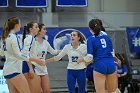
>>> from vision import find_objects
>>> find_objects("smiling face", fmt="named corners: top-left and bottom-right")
top-left (71, 31), bottom-right (80, 44)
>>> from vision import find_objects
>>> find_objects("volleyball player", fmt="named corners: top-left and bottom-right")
top-left (77, 19), bottom-right (118, 93)
top-left (0, 17), bottom-right (44, 93)
top-left (96, 19), bottom-right (121, 93)
top-left (46, 31), bottom-right (87, 93)
top-left (22, 22), bottom-right (44, 93)
top-left (34, 23), bottom-right (59, 93)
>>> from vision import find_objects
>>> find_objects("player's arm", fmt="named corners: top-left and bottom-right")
top-left (120, 65), bottom-right (128, 77)
top-left (77, 38), bottom-right (94, 63)
top-left (11, 35), bottom-right (30, 62)
top-left (47, 41), bottom-right (60, 55)
top-left (112, 50), bottom-right (121, 65)
top-left (22, 37), bottom-right (34, 72)
top-left (12, 36), bottom-right (45, 66)
top-left (46, 45), bottom-right (67, 64)
top-left (77, 54), bottom-right (93, 64)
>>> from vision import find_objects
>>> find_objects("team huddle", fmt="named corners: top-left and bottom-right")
top-left (0, 17), bottom-right (120, 93)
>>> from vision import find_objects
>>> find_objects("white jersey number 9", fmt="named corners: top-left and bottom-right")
top-left (100, 39), bottom-right (107, 48)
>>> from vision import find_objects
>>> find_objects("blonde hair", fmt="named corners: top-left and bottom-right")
top-left (2, 17), bottom-right (19, 40)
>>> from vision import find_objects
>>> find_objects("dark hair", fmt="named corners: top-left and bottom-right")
top-left (98, 19), bottom-right (105, 31)
top-left (115, 53), bottom-right (125, 64)
top-left (115, 53), bottom-right (126, 72)
top-left (72, 31), bottom-right (85, 43)
top-left (2, 17), bottom-right (20, 40)
top-left (89, 19), bottom-right (104, 36)
top-left (22, 21), bottom-right (35, 43)
top-left (38, 23), bottom-right (45, 32)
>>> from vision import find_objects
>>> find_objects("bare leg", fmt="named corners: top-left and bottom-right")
top-left (93, 71), bottom-right (106, 93)
top-left (40, 75), bottom-right (50, 93)
top-left (8, 74), bottom-right (30, 93)
top-left (106, 71), bottom-right (118, 93)
top-left (7, 80), bottom-right (18, 93)
top-left (24, 73), bottom-right (41, 93)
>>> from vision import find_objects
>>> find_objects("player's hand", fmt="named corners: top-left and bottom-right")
top-left (36, 58), bottom-right (46, 66)
top-left (117, 74), bottom-right (121, 77)
top-left (28, 69), bottom-right (34, 79)
top-left (56, 50), bottom-right (61, 54)
top-left (77, 58), bottom-right (84, 64)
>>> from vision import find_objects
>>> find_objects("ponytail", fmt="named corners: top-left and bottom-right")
top-left (2, 17), bottom-right (19, 40)
top-left (2, 22), bottom-right (9, 40)
top-left (79, 33), bottom-right (85, 44)
top-left (22, 21), bottom-right (35, 43)
top-left (100, 26), bottom-right (105, 32)
top-left (93, 24), bottom-right (101, 36)
top-left (89, 19), bottom-right (102, 36)
top-left (98, 19), bottom-right (105, 32)
top-left (22, 26), bottom-right (27, 43)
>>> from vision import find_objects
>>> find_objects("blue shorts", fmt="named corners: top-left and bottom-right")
top-left (4, 73), bottom-right (20, 79)
top-left (22, 61), bottom-right (35, 73)
top-left (93, 58), bottom-right (116, 74)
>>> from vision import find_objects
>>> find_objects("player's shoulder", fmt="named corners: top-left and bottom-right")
top-left (89, 35), bottom-right (95, 39)
top-left (23, 35), bottom-right (34, 44)
top-left (8, 33), bottom-right (17, 40)
top-left (9, 33), bottom-right (16, 37)
top-left (25, 35), bottom-right (34, 40)
top-left (87, 36), bottom-right (96, 42)
top-left (62, 44), bottom-right (72, 50)
top-left (79, 44), bottom-right (87, 50)
top-left (65, 44), bottom-right (71, 47)
top-left (43, 39), bottom-right (50, 45)
top-left (26, 35), bottom-right (32, 38)
top-left (100, 31), bottom-right (107, 35)
top-left (79, 43), bottom-right (86, 47)
top-left (16, 34), bottom-right (23, 40)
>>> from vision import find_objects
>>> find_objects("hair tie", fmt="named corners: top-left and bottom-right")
top-left (95, 24), bottom-right (97, 26)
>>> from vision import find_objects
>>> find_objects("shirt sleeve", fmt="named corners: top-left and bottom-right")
top-left (46, 41), bottom-right (58, 55)
top-left (80, 44), bottom-right (87, 55)
top-left (53, 45), bottom-right (67, 61)
top-left (87, 37), bottom-right (94, 55)
top-left (111, 49), bottom-right (115, 57)
top-left (83, 37), bottom-right (94, 62)
top-left (11, 35), bottom-right (29, 61)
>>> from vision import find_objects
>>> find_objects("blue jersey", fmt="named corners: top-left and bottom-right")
top-left (87, 33), bottom-right (116, 74)
top-left (87, 34), bottom-right (113, 62)
top-left (117, 65), bottom-right (128, 74)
